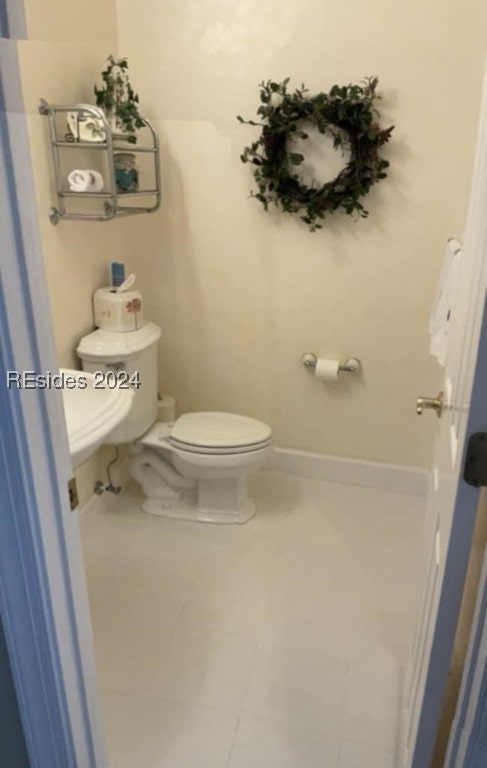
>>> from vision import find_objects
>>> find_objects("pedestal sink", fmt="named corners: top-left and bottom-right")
top-left (60, 368), bottom-right (133, 468)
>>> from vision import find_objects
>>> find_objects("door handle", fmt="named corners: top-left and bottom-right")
top-left (416, 391), bottom-right (444, 418)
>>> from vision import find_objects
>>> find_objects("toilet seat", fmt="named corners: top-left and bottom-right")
top-left (167, 412), bottom-right (271, 455)
top-left (169, 438), bottom-right (271, 455)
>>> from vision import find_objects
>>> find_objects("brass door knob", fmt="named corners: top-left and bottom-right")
top-left (416, 391), bottom-right (444, 418)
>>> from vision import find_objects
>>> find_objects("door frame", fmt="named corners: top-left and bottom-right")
top-left (0, 0), bottom-right (27, 38)
top-left (3, 8), bottom-right (487, 768)
top-left (446, 532), bottom-right (487, 766)
top-left (0, 38), bottom-right (106, 768)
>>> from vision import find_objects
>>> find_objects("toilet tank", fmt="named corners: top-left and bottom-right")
top-left (76, 321), bottom-right (161, 444)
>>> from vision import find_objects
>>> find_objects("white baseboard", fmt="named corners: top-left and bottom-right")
top-left (79, 449), bottom-right (426, 510)
top-left (268, 446), bottom-right (428, 496)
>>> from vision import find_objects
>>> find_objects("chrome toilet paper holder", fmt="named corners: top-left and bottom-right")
top-left (301, 353), bottom-right (361, 373)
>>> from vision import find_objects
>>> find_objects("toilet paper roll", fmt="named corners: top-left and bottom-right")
top-left (157, 394), bottom-right (176, 423)
top-left (314, 358), bottom-right (340, 381)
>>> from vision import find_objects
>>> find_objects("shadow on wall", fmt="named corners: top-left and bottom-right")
top-left (143, 127), bottom-right (231, 414)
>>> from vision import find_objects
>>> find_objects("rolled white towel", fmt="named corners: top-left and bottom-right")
top-left (67, 170), bottom-right (90, 191)
top-left (89, 170), bottom-right (104, 192)
top-left (67, 169), bottom-right (104, 193)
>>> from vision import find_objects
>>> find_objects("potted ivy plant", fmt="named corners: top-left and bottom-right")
top-left (94, 55), bottom-right (145, 144)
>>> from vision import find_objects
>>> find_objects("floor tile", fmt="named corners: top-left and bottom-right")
top-left (228, 710), bottom-right (340, 768)
top-left (101, 692), bottom-right (239, 768)
top-left (87, 553), bottom-right (193, 639)
top-left (177, 574), bottom-right (271, 634)
top-left (341, 670), bottom-right (400, 751)
top-left (178, 529), bottom-right (281, 633)
top-left (138, 625), bottom-right (258, 706)
top-left (81, 471), bottom-right (424, 768)
top-left (338, 736), bottom-right (397, 768)
top-left (243, 630), bottom-right (347, 734)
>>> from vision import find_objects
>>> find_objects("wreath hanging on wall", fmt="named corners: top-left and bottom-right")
top-left (238, 77), bottom-right (394, 231)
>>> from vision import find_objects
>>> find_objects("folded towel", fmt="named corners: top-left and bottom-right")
top-left (67, 169), bottom-right (104, 193)
top-left (429, 237), bottom-right (462, 366)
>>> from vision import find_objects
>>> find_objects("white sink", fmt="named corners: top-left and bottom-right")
top-left (60, 368), bottom-right (134, 469)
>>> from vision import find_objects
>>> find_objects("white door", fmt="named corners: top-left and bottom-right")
top-left (401, 64), bottom-right (487, 768)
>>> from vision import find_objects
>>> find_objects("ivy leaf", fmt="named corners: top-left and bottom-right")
top-left (239, 76), bottom-right (392, 231)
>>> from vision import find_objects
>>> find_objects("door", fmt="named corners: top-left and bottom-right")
top-left (445, 537), bottom-right (487, 766)
top-left (401, 63), bottom-right (487, 768)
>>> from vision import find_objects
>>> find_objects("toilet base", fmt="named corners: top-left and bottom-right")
top-left (129, 431), bottom-right (264, 525)
top-left (142, 482), bottom-right (256, 524)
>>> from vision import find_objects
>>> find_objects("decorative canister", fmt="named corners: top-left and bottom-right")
top-left (114, 152), bottom-right (139, 193)
top-left (93, 287), bottom-right (144, 331)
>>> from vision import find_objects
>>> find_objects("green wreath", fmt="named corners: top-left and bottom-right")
top-left (238, 77), bottom-right (394, 231)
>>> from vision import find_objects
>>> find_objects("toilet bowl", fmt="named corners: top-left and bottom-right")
top-left (77, 323), bottom-right (272, 524)
top-left (130, 414), bottom-right (271, 523)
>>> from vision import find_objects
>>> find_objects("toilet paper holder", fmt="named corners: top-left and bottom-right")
top-left (301, 353), bottom-right (361, 373)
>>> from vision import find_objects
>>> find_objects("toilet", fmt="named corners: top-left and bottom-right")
top-left (77, 322), bottom-right (272, 523)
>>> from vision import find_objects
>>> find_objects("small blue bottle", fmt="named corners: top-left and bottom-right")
top-left (110, 262), bottom-right (125, 289)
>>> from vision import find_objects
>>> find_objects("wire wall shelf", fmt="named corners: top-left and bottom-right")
top-left (39, 99), bottom-right (161, 224)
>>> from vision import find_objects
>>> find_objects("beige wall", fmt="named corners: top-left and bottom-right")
top-left (114, 0), bottom-right (487, 468)
top-left (17, 40), bottom-right (140, 369)
top-left (19, 2), bottom-right (139, 503)
top-left (24, 0), bottom-right (118, 45)
top-left (19, 2), bottom-right (487, 473)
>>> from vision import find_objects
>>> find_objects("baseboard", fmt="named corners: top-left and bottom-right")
top-left (268, 446), bottom-right (428, 496)
top-left (80, 449), bottom-right (426, 506)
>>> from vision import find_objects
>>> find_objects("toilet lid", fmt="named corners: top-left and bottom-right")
top-left (169, 412), bottom-right (271, 452)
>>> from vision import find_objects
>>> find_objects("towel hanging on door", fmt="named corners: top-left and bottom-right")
top-left (429, 238), bottom-right (462, 366)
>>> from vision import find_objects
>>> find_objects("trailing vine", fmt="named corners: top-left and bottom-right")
top-left (238, 77), bottom-right (394, 231)
top-left (94, 55), bottom-right (145, 143)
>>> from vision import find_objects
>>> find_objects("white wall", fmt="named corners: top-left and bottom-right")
top-left (19, 1), bottom-right (140, 502)
top-left (115, 0), bottom-right (487, 468)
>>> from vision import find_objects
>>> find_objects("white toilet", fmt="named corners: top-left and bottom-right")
top-left (77, 322), bottom-right (272, 523)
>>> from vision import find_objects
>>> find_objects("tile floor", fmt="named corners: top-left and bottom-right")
top-left (80, 470), bottom-right (425, 768)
